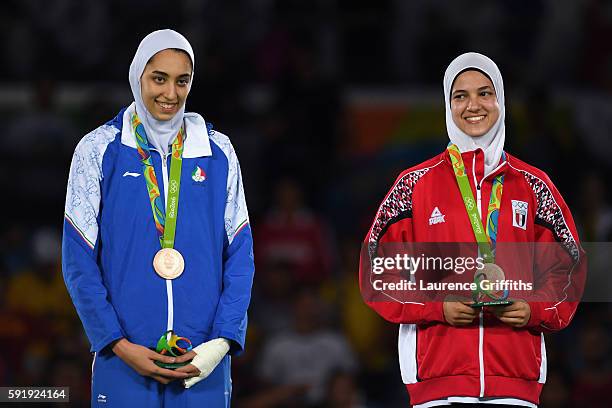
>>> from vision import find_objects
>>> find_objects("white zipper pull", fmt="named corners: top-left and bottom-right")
top-left (159, 151), bottom-right (170, 208)
top-left (472, 155), bottom-right (483, 217)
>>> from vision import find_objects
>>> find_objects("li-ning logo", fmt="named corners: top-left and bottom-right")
top-left (97, 394), bottom-right (107, 403)
top-left (512, 200), bottom-right (528, 230)
top-left (192, 165), bottom-right (206, 182)
top-left (122, 171), bottom-right (141, 178)
top-left (429, 207), bottom-right (446, 225)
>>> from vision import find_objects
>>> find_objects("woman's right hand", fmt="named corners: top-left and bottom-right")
top-left (111, 338), bottom-right (190, 384)
top-left (443, 301), bottom-right (478, 326)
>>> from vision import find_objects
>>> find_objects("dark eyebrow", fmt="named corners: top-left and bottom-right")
top-left (150, 71), bottom-right (192, 79)
top-left (452, 85), bottom-right (494, 95)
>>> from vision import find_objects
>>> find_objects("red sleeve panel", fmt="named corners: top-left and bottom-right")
top-left (511, 160), bottom-right (586, 332)
top-left (360, 161), bottom-right (446, 325)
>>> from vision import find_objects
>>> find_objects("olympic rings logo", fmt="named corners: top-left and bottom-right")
top-left (465, 197), bottom-right (475, 210)
top-left (169, 180), bottom-right (179, 194)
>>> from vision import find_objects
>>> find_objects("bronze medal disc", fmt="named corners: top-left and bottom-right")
top-left (153, 248), bottom-right (185, 279)
top-left (481, 263), bottom-right (505, 283)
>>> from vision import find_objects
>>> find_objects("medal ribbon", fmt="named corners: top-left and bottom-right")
top-left (447, 144), bottom-right (504, 263)
top-left (131, 113), bottom-right (184, 249)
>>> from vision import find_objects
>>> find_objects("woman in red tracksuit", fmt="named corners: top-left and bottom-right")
top-left (360, 53), bottom-right (585, 407)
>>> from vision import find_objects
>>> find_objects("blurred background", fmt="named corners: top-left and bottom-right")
top-left (1, 0), bottom-right (611, 407)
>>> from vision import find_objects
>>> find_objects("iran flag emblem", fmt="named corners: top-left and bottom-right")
top-left (192, 165), bottom-right (206, 182)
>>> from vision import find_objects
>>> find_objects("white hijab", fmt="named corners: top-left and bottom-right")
top-left (443, 52), bottom-right (505, 176)
top-left (128, 29), bottom-right (195, 155)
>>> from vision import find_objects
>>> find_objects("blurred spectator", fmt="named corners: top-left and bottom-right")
top-left (6, 227), bottom-right (74, 320)
top-left (317, 370), bottom-right (366, 408)
top-left (1, 224), bottom-right (31, 276)
top-left (256, 178), bottom-right (336, 285)
top-left (17, 341), bottom-right (50, 387)
top-left (579, 0), bottom-right (612, 89)
top-left (12, 0), bottom-right (111, 80)
top-left (576, 172), bottom-right (612, 241)
top-left (0, 356), bottom-right (6, 388)
top-left (574, 93), bottom-right (612, 169)
top-left (507, 88), bottom-right (586, 198)
top-left (1, 227), bottom-right (79, 390)
top-left (236, 383), bottom-right (310, 408)
top-left (507, 90), bottom-right (563, 177)
top-left (232, 326), bottom-right (276, 406)
top-left (258, 288), bottom-right (357, 405)
top-left (254, 7), bottom-right (293, 83)
top-left (4, 79), bottom-right (78, 222)
top-left (272, 33), bottom-right (341, 181)
top-left (48, 354), bottom-right (90, 407)
top-left (251, 260), bottom-right (296, 335)
top-left (328, 239), bottom-right (395, 372)
top-left (6, 79), bottom-right (77, 156)
top-left (0, 277), bottom-right (27, 383)
top-left (566, 167), bottom-right (612, 305)
top-left (323, 238), bottom-right (409, 406)
top-left (0, 274), bottom-right (9, 385)
top-left (571, 324), bottom-right (612, 407)
top-left (539, 371), bottom-right (571, 408)
top-left (530, 0), bottom-right (587, 86)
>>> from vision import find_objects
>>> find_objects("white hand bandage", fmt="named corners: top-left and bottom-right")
top-left (183, 338), bottom-right (230, 389)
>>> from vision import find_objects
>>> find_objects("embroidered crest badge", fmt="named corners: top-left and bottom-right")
top-left (511, 200), bottom-right (528, 230)
top-left (192, 165), bottom-right (206, 182)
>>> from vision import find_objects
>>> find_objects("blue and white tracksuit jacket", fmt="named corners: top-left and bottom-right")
top-left (62, 103), bottom-right (254, 407)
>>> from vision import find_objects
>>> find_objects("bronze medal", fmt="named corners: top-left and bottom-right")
top-left (480, 263), bottom-right (505, 284)
top-left (153, 248), bottom-right (185, 279)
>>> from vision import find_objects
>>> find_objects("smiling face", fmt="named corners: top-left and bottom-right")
top-left (450, 70), bottom-right (500, 137)
top-left (140, 49), bottom-right (192, 121)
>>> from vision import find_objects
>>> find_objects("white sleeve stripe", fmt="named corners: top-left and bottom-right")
top-left (398, 324), bottom-right (418, 384)
top-left (538, 332), bottom-right (547, 383)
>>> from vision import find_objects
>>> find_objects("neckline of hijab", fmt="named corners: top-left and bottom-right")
top-left (128, 29), bottom-right (195, 156)
top-left (443, 52), bottom-right (505, 177)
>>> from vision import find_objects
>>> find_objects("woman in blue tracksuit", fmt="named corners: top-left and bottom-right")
top-left (62, 29), bottom-right (255, 407)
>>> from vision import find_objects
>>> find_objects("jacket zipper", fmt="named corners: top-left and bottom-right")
top-left (473, 155), bottom-right (485, 397)
top-left (473, 154), bottom-right (509, 396)
top-left (161, 151), bottom-right (170, 206)
top-left (158, 150), bottom-right (174, 335)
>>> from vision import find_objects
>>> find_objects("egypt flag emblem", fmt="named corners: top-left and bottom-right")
top-left (192, 165), bottom-right (206, 182)
top-left (511, 200), bottom-right (528, 230)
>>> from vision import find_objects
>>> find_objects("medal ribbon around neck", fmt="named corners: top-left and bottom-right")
top-left (131, 112), bottom-right (191, 357)
top-left (131, 112), bottom-right (184, 249)
top-left (447, 144), bottom-right (504, 263)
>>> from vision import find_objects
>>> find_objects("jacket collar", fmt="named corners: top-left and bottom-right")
top-left (120, 102), bottom-right (212, 158)
top-left (444, 147), bottom-right (508, 185)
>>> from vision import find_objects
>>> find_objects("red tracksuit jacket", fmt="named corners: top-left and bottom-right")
top-left (360, 148), bottom-right (585, 405)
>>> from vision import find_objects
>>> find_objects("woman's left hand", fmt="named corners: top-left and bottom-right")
top-left (491, 301), bottom-right (531, 328)
top-left (175, 338), bottom-right (230, 388)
